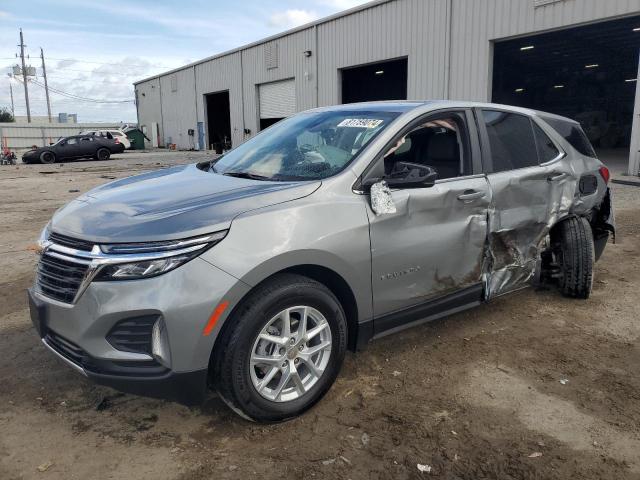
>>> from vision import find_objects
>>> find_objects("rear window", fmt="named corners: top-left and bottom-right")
top-left (482, 110), bottom-right (539, 172)
top-left (541, 117), bottom-right (596, 158)
top-left (532, 123), bottom-right (560, 163)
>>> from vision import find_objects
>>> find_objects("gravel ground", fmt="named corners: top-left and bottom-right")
top-left (1, 150), bottom-right (639, 480)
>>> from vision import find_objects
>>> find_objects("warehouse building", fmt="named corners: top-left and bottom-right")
top-left (134, 0), bottom-right (640, 174)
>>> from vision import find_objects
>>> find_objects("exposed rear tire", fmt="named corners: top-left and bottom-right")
top-left (212, 273), bottom-right (348, 422)
top-left (553, 217), bottom-right (594, 299)
top-left (96, 148), bottom-right (110, 161)
top-left (40, 151), bottom-right (56, 164)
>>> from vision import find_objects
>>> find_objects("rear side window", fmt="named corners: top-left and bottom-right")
top-left (532, 123), bottom-right (560, 163)
top-left (542, 117), bottom-right (596, 158)
top-left (482, 110), bottom-right (539, 172)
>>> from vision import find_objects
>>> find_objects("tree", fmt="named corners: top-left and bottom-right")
top-left (0, 107), bottom-right (15, 122)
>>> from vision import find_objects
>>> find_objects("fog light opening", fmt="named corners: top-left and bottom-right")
top-left (151, 318), bottom-right (172, 368)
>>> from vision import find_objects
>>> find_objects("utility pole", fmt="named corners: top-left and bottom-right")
top-left (9, 82), bottom-right (15, 116)
top-left (18, 29), bottom-right (31, 123)
top-left (40, 47), bottom-right (52, 123)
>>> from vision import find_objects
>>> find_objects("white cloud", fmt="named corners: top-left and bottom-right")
top-left (55, 59), bottom-right (78, 69)
top-left (268, 9), bottom-right (318, 28)
top-left (0, 10), bottom-right (10, 18)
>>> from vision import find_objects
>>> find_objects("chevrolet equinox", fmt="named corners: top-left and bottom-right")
top-left (29, 101), bottom-right (615, 421)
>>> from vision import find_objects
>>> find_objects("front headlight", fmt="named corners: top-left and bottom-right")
top-left (94, 230), bottom-right (227, 281)
top-left (36, 222), bottom-right (52, 254)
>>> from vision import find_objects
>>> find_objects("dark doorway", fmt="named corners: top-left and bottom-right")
top-left (342, 58), bottom-right (408, 104)
top-left (259, 118), bottom-right (283, 130)
top-left (205, 91), bottom-right (231, 152)
top-left (492, 16), bottom-right (640, 150)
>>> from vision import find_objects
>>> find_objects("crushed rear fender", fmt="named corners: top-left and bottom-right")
top-left (590, 187), bottom-right (615, 261)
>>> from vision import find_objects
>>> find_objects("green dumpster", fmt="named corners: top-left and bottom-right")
top-left (125, 128), bottom-right (147, 150)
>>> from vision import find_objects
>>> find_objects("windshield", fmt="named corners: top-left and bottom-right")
top-left (212, 110), bottom-right (400, 181)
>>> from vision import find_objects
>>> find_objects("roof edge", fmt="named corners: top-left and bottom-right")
top-left (133, 0), bottom-right (393, 86)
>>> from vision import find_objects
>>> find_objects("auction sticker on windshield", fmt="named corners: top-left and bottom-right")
top-left (338, 118), bottom-right (385, 128)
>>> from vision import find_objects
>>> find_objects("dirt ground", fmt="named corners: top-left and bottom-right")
top-left (1, 150), bottom-right (639, 480)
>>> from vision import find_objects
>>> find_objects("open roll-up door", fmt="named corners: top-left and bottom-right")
top-left (630, 53), bottom-right (640, 175)
top-left (259, 79), bottom-right (296, 120)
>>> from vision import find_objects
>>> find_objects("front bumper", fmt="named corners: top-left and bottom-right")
top-left (28, 257), bottom-right (250, 405)
top-left (22, 152), bottom-right (38, 163)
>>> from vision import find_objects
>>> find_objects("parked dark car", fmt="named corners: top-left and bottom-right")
top-left (22, 135), bottom-right (125, 164)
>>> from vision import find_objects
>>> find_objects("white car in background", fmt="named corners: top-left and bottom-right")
top-left (80, 129), bottom-right (131, 150)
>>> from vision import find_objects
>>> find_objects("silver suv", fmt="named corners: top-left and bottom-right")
top-left (29, 101), bottom-right (614, 421)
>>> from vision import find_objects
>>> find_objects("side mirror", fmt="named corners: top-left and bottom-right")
top-left (385, 162), bottom-right (437, 189)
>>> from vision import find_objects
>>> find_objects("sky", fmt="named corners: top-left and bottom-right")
top-left (0, 0), bottom-right (370, 123)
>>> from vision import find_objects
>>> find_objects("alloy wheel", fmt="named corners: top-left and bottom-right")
top-left (249, 306), bottom-right (332, 402)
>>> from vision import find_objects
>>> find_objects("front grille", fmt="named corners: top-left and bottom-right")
top-left (37, 252), bottom-right (90, 303)
top-left (49, 232), bottom-right (94, 252)
top-left (106, 316), bottom-right (158, 355)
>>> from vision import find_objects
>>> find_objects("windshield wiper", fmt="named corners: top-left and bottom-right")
top-left (223, 171), bottom-right (273, 181)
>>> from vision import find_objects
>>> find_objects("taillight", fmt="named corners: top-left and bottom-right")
top-left (114, 137), bottom-right (120, 144)
top-left (599, 166), bottom-right (610, 184)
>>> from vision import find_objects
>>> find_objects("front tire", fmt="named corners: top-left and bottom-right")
top-left (212, 273), bottom-right (348, 422)
top-left (553, 217), bottom-right (594, 299)
top-left (96, 148), bottom-right (110, 161)
top-left (39, 151), bottom-right (56, 164)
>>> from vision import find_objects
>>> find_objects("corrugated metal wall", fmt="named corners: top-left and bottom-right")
top-left (135, 0), bottom-right (640, 166)
top-left (195, 52), bottom-right (244, 147)
top-left (317, 0), bottom-right (449, 104)
top-left (158, 68), bottom-right (197, 149)
top-left (241, 28), bottom-right (316, 137)
top-left (135, 77), bottom-right (163, 145)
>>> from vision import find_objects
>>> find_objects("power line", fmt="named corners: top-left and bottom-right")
top-left (49, 66), bottom-right (153, 77)
top-left (2, 64), bottom-right (151, 78)
top-left (45, 57), bottom-right (174, 68)
top-left (46, 75), bottom-right (134, 85)
top-left (28, 78), bottom-right (134, 104)
top-left (2, 56), bottom-right (171, 68)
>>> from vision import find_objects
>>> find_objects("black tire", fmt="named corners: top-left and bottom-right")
top-left (212, 273), bottom-right (348, 422)
top-left (96, 148), bottom-right (110, 161)
top-left (554, 217), bottom-right (594, 299)
top-left (39, 151), bottom-right (56, 164)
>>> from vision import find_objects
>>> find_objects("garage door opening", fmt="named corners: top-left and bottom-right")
top-left (341, 58), bottom-right (408, 104)
top-left (492, 16), bottom-right (640, 163)
top-left (205, 91), bottom-right (231, 153)
top-left (259, 79), bottom-right (296, 131)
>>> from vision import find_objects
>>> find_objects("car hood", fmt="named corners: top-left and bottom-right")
top-left (51, 163), bottom-right (321, 243)
top-left (23, 147), bottom-right (49, 156)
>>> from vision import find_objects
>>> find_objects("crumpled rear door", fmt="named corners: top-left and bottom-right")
top-left (478, 109), bottom-right (577, 297)
top-left (485, 162), bottom-right (575, 296)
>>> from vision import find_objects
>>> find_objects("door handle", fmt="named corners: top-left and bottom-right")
top-left (457, 190), bottom-right (486, 202)
top-left (547, 172), bottom-right (568, 182)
